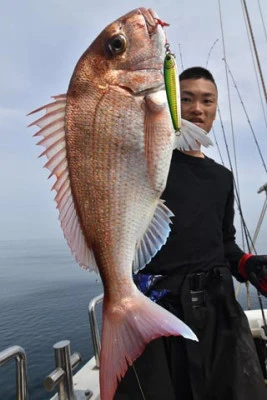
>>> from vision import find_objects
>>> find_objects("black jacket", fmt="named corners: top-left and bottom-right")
top-left (115, 150), bottom-right (266, 400)
top-left (143, 150), bottom-right (245, 280)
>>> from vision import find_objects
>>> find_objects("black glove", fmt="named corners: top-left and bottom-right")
top-left (239, 254), bottom-right (267, 297)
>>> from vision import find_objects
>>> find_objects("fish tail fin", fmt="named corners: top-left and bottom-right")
top-left (100, 290), bottom-right (197, 399)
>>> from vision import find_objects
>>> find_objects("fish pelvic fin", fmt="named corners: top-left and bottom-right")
top-left (133, 199), bottom-right (174, 272)
top-left (174, 119), bottom-right (213, 151)
top-left (100, 289), bottom-right (197, 400)
top-left (28, 96), bottom-right (98, 273)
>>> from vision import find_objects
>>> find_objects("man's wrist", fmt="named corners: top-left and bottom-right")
top-left (239, 253), bottom-right (253, 279)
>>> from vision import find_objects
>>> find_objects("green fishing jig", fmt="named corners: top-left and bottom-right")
top-left (164, 43), bottom-right (181, 132)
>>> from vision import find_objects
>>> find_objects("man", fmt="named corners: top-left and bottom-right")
top-left (114, 67), bottom-right (267, 399)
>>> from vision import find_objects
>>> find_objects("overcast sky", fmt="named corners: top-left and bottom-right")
top-left (1, 0), bottom-right (267, 253)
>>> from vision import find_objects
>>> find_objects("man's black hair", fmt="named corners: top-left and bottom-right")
top-left (179, 67), bottom-right (217, 88)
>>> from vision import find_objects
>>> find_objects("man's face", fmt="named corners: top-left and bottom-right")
top-left (180, 78), bottom-right (218, 133)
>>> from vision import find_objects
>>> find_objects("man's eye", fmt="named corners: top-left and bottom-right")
top-left (181, 97), bottom-right (191, 103)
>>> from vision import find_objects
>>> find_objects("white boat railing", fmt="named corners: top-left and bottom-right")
top-left (0, 345), bottom-right (28, 400)
top-left (43, 340), bottom-right (82, 399)
top-left (88, 293), bottom-right (104, 368)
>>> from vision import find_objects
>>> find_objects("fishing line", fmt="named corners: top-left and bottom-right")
top-left (205, 39), bottom-right (219, 68)
top-left (211, 127), bottom-right (225, 166)
top-left (220, 4), bottom-right (267, 332)
top-left (216, 105), bottom-right (252, 254)
top-left (257, 0), bottom-right (267, 43)
top-left (217, 0), bottom-right (262, 279)
top-left (215, 105), bottom-right (245, 253)
top-left (205, 38), bottom-right (222, 165)
top-left (232, 178), bottom-right (267, 323)
top-left (223, 58), bottom-right (267, 175)
top-left (178, 43), bottom-right (184, 71)
top-left (218, 101), bottom-right (261, 261)
top-left (132, 364), bottom-right (146, 400)
top-left (252, 187), bottom-right (267, 246)
top-left (219, 103), bottom-right (267, 326)
top-left (218, 0), bottom-right (241, 209)
top-left (229, 3), bottom-right (267, 331)
top-left (240, 0), bottom-right (267, 128)
top-left (241, 0), bottom-right (267, 104)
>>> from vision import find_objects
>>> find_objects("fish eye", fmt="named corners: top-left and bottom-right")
top-left (107, 34), bottom-right (127, 56)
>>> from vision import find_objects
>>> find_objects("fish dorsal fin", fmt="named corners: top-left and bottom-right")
top-left (175, 118), bottom-right (213, 151)
top-left (133, 200), bottom-right (174, 272)
top-left (28, 96), bottom-right (98, 273)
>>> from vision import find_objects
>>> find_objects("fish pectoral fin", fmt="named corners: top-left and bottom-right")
top-left (144, 90), bottom-right (174, 190)
top-left (133, 199), bottom-right (174, 272)
top-left (174, 119), bottom-right (213, 151)
top-left (100, 290), bottom-right (197, 400)
top-left (29, 95), bottom-right (98, 273)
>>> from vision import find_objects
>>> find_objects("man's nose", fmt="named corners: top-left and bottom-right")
top-left (191, 102), bottom-right (203, 114)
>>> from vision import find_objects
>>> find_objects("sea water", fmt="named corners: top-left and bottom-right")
top-left (0, 238), bottom-right (103, 400)
top-left (0, 238), bottom-right (266, 400)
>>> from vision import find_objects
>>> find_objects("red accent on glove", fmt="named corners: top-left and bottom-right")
top-left (239, 253), bottom-right (253, 279)
top-left (259, 278), bottom-right (267, 292)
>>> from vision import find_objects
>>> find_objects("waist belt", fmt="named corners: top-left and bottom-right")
top-left (188, 272), bottom-right (207, 291)
top-left (188, 269), bottom-right (223, 290)
top-left (190, 290), bottom-right (206, 308)
top-left (188, 269), bottom-right (223, 308)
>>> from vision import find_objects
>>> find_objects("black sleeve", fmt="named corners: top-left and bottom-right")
top-left (223, 180), bottom-right (246, 282)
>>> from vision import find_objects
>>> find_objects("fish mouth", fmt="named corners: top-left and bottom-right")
top-left (126, 8), bottom-right (165, 72)
top-left (138, 8), bottom-right (166, 35)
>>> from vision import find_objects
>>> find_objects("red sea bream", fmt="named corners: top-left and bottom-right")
top-left (28, 8), bottom-right (213, 399)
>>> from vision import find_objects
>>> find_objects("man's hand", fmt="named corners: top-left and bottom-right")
top-left (239, 254), bottom-right (267, 297)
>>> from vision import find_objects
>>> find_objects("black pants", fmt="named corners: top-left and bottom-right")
top-left (114, 267), bottom-right (266, 400)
